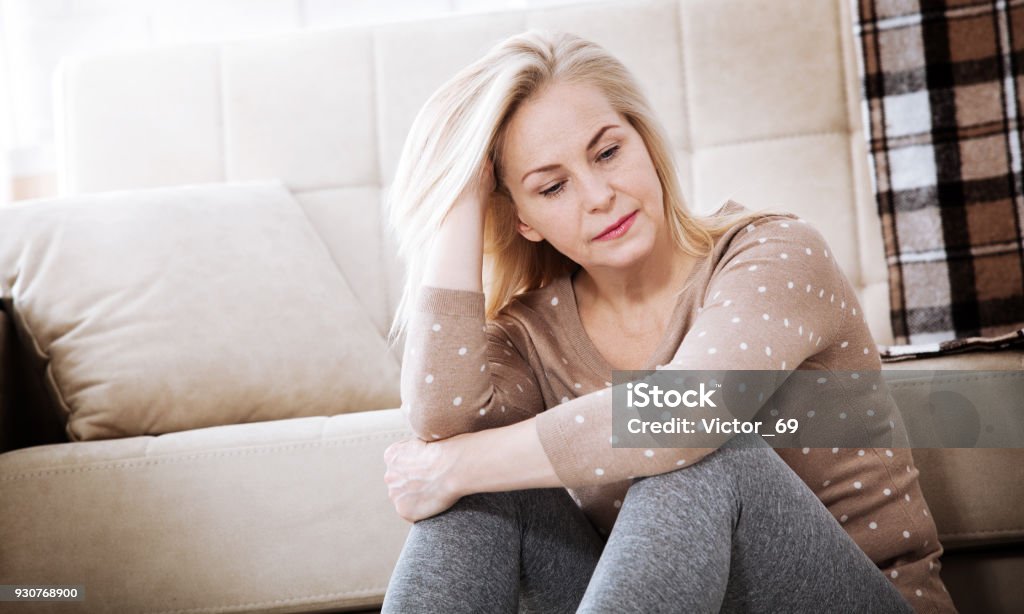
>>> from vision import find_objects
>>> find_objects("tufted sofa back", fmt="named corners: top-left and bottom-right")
top-left (54, 0), bottom-right (895, 345)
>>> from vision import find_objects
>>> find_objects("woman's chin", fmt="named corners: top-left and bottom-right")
top-left (591, 241), bottom-right (657, 271)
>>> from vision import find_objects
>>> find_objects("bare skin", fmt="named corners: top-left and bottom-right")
top-left (384, 80), bottom-right (697, 523)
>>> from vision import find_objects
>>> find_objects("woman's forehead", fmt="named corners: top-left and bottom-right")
top-left (502, 83), bottom-right (622, 166)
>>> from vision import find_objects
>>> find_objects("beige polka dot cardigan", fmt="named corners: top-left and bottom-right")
top-left (400, 201), bottom-right (955, 612)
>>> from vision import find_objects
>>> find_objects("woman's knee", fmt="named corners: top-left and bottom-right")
top-left (405, 491), bottom-right (515, 540)
top-left (423, 488), bottom-right (572, 527)
top-left (638, 434), bottom-right (773, 480)
top-left (625, 459), bottom-right (732, 516)
top-left (624, 439), bottom-right (773, 509)
top-left (630, 446), bottom-right (738, 490)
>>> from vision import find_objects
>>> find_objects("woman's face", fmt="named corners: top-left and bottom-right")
top-left (499, 80), bottom-right (666, 271)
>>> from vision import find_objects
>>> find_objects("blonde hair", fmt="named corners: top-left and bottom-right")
top-left (387, 30), bottom-right (773, 347)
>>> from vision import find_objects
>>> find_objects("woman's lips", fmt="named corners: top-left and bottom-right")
top-left (593, 211), bottom-right (638, 241)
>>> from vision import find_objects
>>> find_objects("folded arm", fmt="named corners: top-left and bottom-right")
top-left (408, 216), bottom-right (852, 498)
top-left (532, 216), bottom-right (850, 489)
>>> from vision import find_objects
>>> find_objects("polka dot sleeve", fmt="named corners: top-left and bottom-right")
top-left (670, 217), bottom-right (848, 371)
top-left (399, 285), bottom-right (545, 441)
top-left (534, 217), bottom-right (851, 488)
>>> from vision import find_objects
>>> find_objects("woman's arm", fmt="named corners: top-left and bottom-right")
top-left (447, 416), bottom-right (562, 493)
top-left (419, 162), bottom-right (489, 292)
top-left (384, 415), bottom-right (562, 522)
top-left (400, 160), bottom-right (545, 441)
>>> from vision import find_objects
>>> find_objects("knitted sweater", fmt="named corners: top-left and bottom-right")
top-left (400, 200), bottom-right (955, 612)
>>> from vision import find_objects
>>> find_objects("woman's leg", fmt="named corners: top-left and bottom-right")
top-left (578, 434), bottom-right (914, 614)
top-left (381, 487), bottom-right (604, 614)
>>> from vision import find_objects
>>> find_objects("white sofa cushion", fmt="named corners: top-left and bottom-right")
top-left (0, 181), bottom-right (401, 441)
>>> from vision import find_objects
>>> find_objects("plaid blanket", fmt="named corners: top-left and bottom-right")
top-left (852, 0), bottom-right (1024, 346)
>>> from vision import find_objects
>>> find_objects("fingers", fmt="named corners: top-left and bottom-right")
top-left (383, 437), bottom-right (412, 464)
top-left (388, 489), bottom-right (418, 523)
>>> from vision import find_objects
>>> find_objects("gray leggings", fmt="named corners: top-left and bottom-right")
top-left (381, 434), bottom-right (913, 613)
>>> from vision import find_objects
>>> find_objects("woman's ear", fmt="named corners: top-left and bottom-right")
top-left (516, 218), bottom-right (544, 243)
top-left (491, 188), bottom-right (543, 242)
top-left (501, 187), bottom-right (544, 242)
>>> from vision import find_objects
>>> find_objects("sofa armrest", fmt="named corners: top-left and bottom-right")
top-left (882, 349), bottom-right (1024, 371)
top-left (880, 349), bottom-right (1024, 553)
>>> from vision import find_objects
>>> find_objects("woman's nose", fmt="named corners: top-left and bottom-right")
top-left (579, 169), bottom-right (615, 213)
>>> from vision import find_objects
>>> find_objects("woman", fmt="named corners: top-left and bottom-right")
top-left (381, 30), bottom-right (954, 613)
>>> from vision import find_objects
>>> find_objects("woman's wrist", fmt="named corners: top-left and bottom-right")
top-left (440, 419), bottom-right (563, 498)
top-left (439, 432), bottom-right (476, 499)
top-left (422, 192), bottom-right (485, 292)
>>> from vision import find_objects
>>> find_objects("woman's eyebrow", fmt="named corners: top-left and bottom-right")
top-left (520, 124), bottom-right (620, 184)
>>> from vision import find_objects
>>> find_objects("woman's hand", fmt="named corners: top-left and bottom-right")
top-left (421, 157), bottom-right (493, 290)
top-left (383, 436), bottom-right (464, 523)
top-left (452, 158), bottom-right (496, 213)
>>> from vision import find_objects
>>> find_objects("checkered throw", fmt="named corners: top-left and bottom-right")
top-left (852, 0), bottom-right (1024, 346)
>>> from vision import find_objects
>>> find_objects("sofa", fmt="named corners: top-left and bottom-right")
top-left (1, 0), bottom-right (1021, 612)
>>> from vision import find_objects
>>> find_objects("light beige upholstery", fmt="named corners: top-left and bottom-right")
top-left (0, 182), bottom-right (401, 442)
top-left (1, 0), bottom-right (1020, 612)
top-left (0, 411), bottom-right (412, 614)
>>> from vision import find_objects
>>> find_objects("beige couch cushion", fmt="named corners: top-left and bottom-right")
top-left (0, 181), bottom-right (401, 441)
top-left (0, 410), bottom-right (413, 612)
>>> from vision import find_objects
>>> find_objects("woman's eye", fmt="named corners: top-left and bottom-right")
top-left (541, 182), bottom-right (565, 198)
top-left (598, 145), bottom-right (619, 162)
top-left (537, 146), bottom-right (617, 199)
